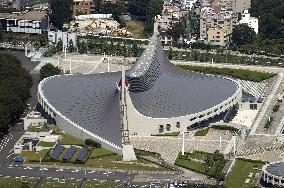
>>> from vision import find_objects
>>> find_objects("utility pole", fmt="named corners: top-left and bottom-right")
top-left (219, 136), bottom-right (222, 150)
top-left (182, 132), bottom-right (185, 155)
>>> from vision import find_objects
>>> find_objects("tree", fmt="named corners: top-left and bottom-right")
top-left (168, 47), bottom-right (173, 60)
top-left (132, 43), bottom-right (140, 57)
top-left (56, 38), bottom-right (63, 52)
top-left (33, 40), bottom-right (41, 50)
top-left (232, 24), bottom-right (256, 46)
top-left (250, 0), bottom-right (284, 39)
top-left (79, 41), bottom-right (88, 54)
top-left (170, 22), bottom-right (186, 44)
top-left (0, 53), bottom-right (32, 133)
top-left (85, 139), bottom-right (101, 148)
top-left (68, 40), bottom-right (75, 53)
top-left (50, 0), bottom-right (72, 30)
top-left (143, 0), bottom-right (163, 35)
top-left (40, 63), bottom-right (61, 80)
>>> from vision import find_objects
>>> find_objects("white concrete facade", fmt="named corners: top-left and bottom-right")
top-left (48, 30), bottom-right (77, 48)
top-left (239, 10), bottom-right (258, 34)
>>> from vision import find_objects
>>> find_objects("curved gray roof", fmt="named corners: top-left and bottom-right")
top-left (266, 162), bottom-right (284, 177)
top-left (41, 33), bottom-right (238, 147)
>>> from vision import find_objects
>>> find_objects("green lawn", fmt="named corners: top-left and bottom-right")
top-left (21, 149), bottom-right (49, 162)
top-left (59, 133), bottom-right (85, 146)
top-left (152, 132), bottom-right (180, 136)
top-left (28, 126), bottom-right (49, 132)
top-left (39, 178), bottom-right (80, 188)
top-left (194, 128), bottom-right (209, 136)
top-left (225, 159), bottom-right (266, 188)
top-left (0, 177), bottom-right (37, 188)
top-left (37, 141), bottom-right (55, 147)
top-left (83, 180), bottom-right (124, 188)
top-left (85, 148), bottom-right (167, 171)
top-left (175, 151), bottom-right (226, 180)
top-left (178, 65), bottom-right (275, 82)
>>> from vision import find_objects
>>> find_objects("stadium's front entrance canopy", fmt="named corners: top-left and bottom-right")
top-left (38, 33), bottom-right (241, 153)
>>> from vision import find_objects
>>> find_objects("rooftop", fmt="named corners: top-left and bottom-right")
top-left (40, 33), bottom-right (239, 148)
top-left (266, 162), bottom-right (284, 177)
top-left (0, 10), bottom-right (47, 21)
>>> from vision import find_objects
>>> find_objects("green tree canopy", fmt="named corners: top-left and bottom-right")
top-left (40, 63), bottom-right (61, 80)
top-left (56, 38), bottom-right (63, 52)
top-left (50, 0), bottom-right (72, 30)
top-left (232, 24), bottom-right (256, 46)
top-left (170, 21), bottom-right (186, 43)
top-left (143, 0), bottom-right (163, 35)
top-left (79, 41), bottom-right (88, 54)
top-left (68, 39), bottom-right (75, 53)
top-left (0, 53), bottom-right (32, 132)
top-left (250, 0), bottom-right (284, 39)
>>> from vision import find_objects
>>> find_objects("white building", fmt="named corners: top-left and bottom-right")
top-left (180, 0), bottom-right (198, 10)
top-left (0, 10), bottom-right (47, 34)
top-left (48, 30), bottom-right (78, 48)
top-left (14, 132), bottom-right (61, 154)
top-left (24, 111), bottom-right (47, 130)
top-left (239, 10), bottom-right (258, 34)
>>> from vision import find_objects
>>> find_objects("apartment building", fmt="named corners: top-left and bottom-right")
top-left (156, 11), bottom-right (181, 45)
top-left (200, 7), bottom-right (237, 46)
top-left (72, 0), bottom-right (96, 16)
top-left (220, 0), bottom-right (251, 13)
top-left (234, 0), bottom-right (251, 13)
top-left (207, 27), bottom-right (229, 46)
top-left (0, 10), bottom-right (48, 34)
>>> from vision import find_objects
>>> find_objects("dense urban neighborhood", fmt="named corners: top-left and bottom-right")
top-left (0, 0), bottom-right (283, 187)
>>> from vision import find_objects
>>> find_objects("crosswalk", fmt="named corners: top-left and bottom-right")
top-left (0, 133), bottom-right (13, 153)
top-left (238, 144), bottom-right (284, 156)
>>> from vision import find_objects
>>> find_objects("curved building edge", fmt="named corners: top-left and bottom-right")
top-left (262, 161), bottom-right (284, 186)
top-left (37, 75), bottom-right (123, 154)
top-left (126, 76), bottom-right (242, 136)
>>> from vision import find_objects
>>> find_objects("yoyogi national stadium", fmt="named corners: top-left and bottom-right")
top-left (38, 34), bottom-right (242, 153)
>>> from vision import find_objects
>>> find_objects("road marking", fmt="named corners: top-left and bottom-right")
top-left (9, 149), bottom-right (13, 153)
top-left (6, 154), bottom-right (11, 159)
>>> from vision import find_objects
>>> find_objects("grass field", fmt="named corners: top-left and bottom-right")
top-left (85, 148), bottom-right (167, 171)
top-left (21, 149), bottom-right (49, 162)
top-left (83, 180), bottom-right (124, 188)
top-left (37, 141), bottom-right (55, 147)
top-left (179, 65), bottom-right (275, 82)
top-left (175, 151), bottom-right (226, 179)
top-left (194, 128), bottom-right (209, 136)
top-left (225, 159), bottom-right (266, 188)
top-left (28, 126), bottom-right (49, 132)
top-left (152, 132), bottom-right (180, 136)
top-left (39, 178), bottom-right (81, 188)
top-left (125, 20), bottom-right (145, 39)
top-left (0, 177), bottom-right (37, 188)
top-left (59, 133), bottom-right (85, 146)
